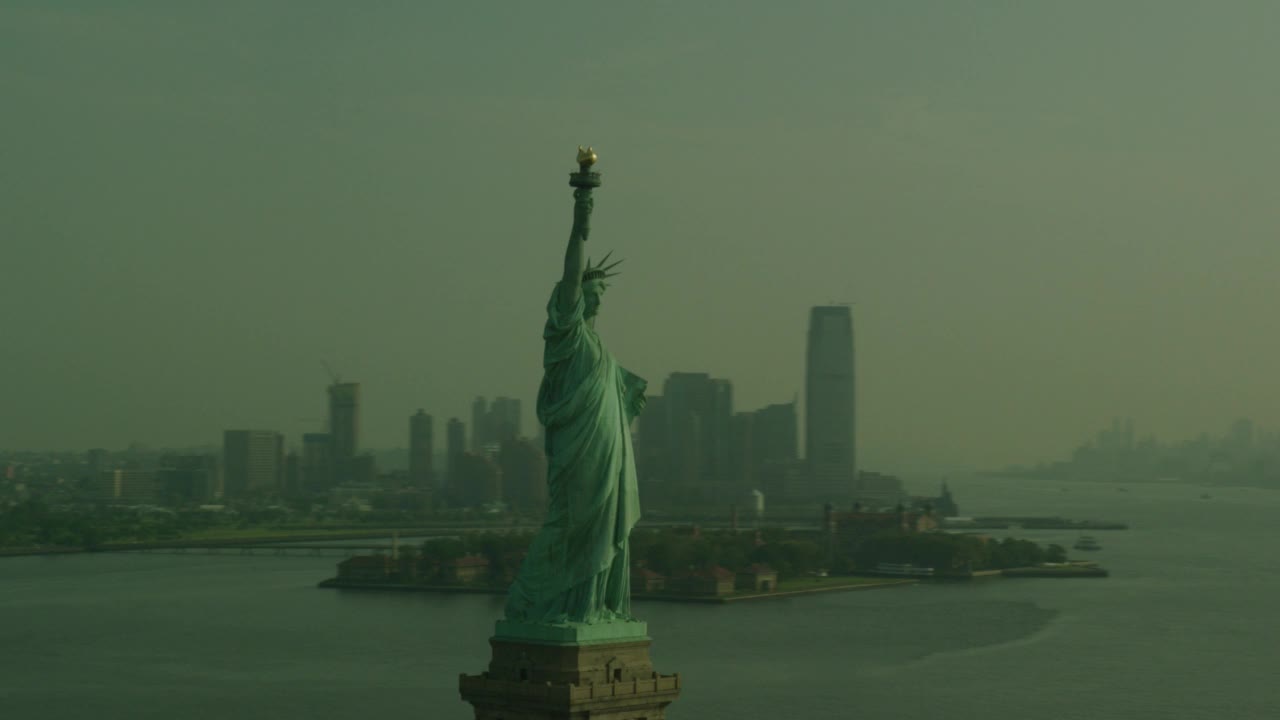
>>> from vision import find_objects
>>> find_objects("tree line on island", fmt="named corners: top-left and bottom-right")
top-left (334, 526), bottom-right (1070, 596)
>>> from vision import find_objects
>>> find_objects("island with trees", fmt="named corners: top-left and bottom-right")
top-left (319, 507), bottom-right (1107, 602)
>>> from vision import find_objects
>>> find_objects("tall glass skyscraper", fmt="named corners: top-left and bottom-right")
top-left (327, 382), bottom-right (360, 462)
top-left (805, 305), bottom-right (856, 498)
top-left (409, 409), bottom-right (434, 489)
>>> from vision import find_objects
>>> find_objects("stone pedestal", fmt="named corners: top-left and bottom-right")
top-left (459, 621), bottom-right (681, 719)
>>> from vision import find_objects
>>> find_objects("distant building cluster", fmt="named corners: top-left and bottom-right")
top-left (1000, 416), bottom-right (1280, 488)
top-left (823, 502), bottom-right (941, 559)
top-left (0, 381), bottom-right (549, 517)
top-left (636, 305), bottom-right (903, 509)
top-left (2, 304), bottom-right (921, 515)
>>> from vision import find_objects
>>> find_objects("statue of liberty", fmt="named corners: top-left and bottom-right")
top-left (502, 148), bottom-right (648, 630)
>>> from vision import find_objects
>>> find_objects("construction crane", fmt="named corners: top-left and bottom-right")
top-left (321, 361), bottom-right (342, 386)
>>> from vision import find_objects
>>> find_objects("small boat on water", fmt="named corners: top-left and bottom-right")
top-left (1073, 536), bottom-right (1102, 551)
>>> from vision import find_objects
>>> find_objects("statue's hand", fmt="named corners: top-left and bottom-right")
top-left (628, 387), bottom-right (647, 418)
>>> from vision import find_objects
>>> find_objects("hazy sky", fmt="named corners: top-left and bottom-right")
top-left (4, 2), bottom-right (1279, 472)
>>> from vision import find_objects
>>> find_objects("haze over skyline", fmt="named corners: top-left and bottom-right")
top-left (4, 2), bottom-right (1279, 471)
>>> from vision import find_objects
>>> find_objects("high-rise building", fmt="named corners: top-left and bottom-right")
top-left (446, 418), bottom-right (466, 489)
top-left (470, 396), bottom-right (524, 450)
top-left (157, 454), bottom-right (219, 504)
top-left (753, 401), bottom-right (798, 466)
top-left (409, 409), bottom-right (435, 489)
top-left (709, 379), bottom-right (733, 482)
top-left (490, 397), bottom-right (522, 444)
top-left (451, 452), bottom-right (502, 508)
top-left (499, 438), bottom-right (548, 511)
top-left (662, 372), bottom-right (734, 500)
top-left (470, 397), bottom-right (488, 452)
top-left (300, 432), bottom-right (332, 493)
top-left (222, 430), bottom-right (284, 499)
top-left (328, 382), bottom-right (360, 463)
top-left (727, 400), bottom-right (800, 501)
top-left (729, 411), bottom-right (753, 488)
top-left (751, 400), bottom-right (800, 498)
top-left (805, 305), bottom-right (856, 499)
top-left (635, 394), bottom-right (669, 488)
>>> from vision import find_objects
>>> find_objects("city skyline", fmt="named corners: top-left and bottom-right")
top-left (6, 4), bottom-right (1280, 471)
top-left (8, 375), bottom-right (1275, 483)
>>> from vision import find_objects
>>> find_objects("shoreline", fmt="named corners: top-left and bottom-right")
top-left (0, 546), bottom-right (88, 558)
top-left (316, 577), bottom-right (919, 603)
top-left (0, 528), bottom-right (522, 558)
top-left (1002, 565), bottom-right (1109, 578)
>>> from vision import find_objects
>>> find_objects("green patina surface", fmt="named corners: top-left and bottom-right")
top-left (502, 152), bottom-right (647, 629)
top-left (493, 618), bottom-right (649, 646)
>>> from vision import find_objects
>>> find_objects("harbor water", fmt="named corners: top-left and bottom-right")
top-left (2, 477), bottom-right (1277, 719)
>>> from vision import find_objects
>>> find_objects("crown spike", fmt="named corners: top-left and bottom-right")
top-left (582, 249), bottom-right (623, 282)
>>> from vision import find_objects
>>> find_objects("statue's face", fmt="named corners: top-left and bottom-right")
top-left (583, 284), bottom-right (604, 319)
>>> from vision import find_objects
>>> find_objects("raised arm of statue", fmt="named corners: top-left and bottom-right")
top-left (557, 187), bottom-right (592, 314)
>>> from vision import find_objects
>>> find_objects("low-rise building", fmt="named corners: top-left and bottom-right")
top-left (84, 470), bottom-right (160, 505)
top-left (631, 567), bottom-right (666, 593)
top-left (394, 551), bottom-right (420, 581)
top-left (735, 563), bottom-right (777, 592)
top-left (441, 554), bottom-right (491, 584)
top-left (671, 566), bottom-right (735, 596)
top-left (829, 508), bottom-right (940, 556)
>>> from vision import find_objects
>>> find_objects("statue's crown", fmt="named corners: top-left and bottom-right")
top-left (583, 251), bottom-right (623, 283)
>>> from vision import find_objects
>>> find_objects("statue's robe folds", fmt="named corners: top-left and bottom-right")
top-left (504, 283), bottom-right (646, 625)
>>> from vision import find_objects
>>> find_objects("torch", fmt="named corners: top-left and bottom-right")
top-left (569, 146), bottom-right (600, 242)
